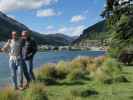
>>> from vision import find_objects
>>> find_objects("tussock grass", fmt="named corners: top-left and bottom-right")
top-left (36, 56), bottom-right (124, 84)
top-left (0, 87), bottom-right (20, 100)
top-left (23, 82), bottom-right (48, 100)
top-left (67, 68), bottom-right (85, 80)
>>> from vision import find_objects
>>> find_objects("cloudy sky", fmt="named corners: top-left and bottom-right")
top-left (0, 0), bottom-right (106, 36)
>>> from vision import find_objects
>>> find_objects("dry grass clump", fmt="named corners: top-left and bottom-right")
top-left (0, 87), bottom-right (20, 100)
top-left (23, 82), bottom-right (48, 100)
top-left (93, 58), bottom-right (124, 83)
top-left (36, 56), bottom-right (124, 84)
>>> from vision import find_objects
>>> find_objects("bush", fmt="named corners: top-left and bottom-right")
top-left (70, 57), bottom-right (92, 71)
top-left (86, 56), bottom-right (107, 75)
top-left (36, 63), bottom-right (58, 79)
top-left (0, 87), bottom-right (19, 100)
top-left (94, 56), bottom-right (107, 66)
top-left (56, 61), bottom-right (70, 79)
top-left (87, 63), bottom-right (98, 73)
top-left (67, 68), bottom-right (85, 81)
top-left (23, 83), bottom-right (48, 100)
top-left (76, 56), bottom-right (92, 68)
top-left (108, 15), bottom-right (133, 59)
top-left (93, 58), bottom-right (123, 83)
top-left (36, 56), bottom-right (124, 84)
top-left (36, 64), bottom-right (58, 85)
top-left (70, 59), bottom-right (83, 70)
top-left (101, 58), bottom-right (122, 77)
top-left (118, 50), bottom-right (133, 65)
top-left (93, 67), bottom-right (109, 82)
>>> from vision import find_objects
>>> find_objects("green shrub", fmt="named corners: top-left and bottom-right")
top-left (37, 64), bottom-right (57, 78)
top-left (70, 59), bottom-right (83, 70)
top-left (93, 58), bottom-right (123, 83)
top-left (93, 67), bottom-right (109, 82)
top-left (101, 58), bottom-right (122, 77)
top-left (23, 83), bottom-right (48, 100)
top-left (67, 58), bottom-right (88, 77)
top-left (36, 64), bottom-right (58, 85)
top-left (75, 57), bottom-right (92, 68)
top-left (70, 57), bottom-right (91, 70)
top-left (87, 63), bottom-right (98, 73)
top-left (56, 61), bottom-right (69, 79)
top-left (94, 56), bottom-right (107, 66)
top-left (86, 56), bottom-right (107, 75)
top-left (36, 64), bottom-right (56, 79)
top-left (67, 68), bottom-right (85, 81)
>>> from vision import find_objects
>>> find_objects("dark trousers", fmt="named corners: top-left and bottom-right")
top-left (25, 58), bottom-right (35, 80)
top-left (20, 59), bottom-right (31, 85)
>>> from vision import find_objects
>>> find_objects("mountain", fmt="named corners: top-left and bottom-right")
top-left (0, 12), bottom-right (29, 40)
top-left (0, 11), bottom-right (74, 46)
top-left (73, 20), bottom-right (109, 44)
top-left (46, 33), bottom-right (76, 42)
top-left (35, 33), bottom-right (76, 45)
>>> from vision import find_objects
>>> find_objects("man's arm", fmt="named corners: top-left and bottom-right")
top-left (30, 39), bottom-right (37, 55)
top-left (27, 39), bottom-right (37, 58)
top-left (32, 39), bottom-right (37, 54)
top-left (1, 40), bottom-right (10, 53)
top-left (0, 48), bottom-right (2, 52)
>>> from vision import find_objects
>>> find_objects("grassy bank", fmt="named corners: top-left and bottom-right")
top-left (0, 56), bottom-right (133, 100)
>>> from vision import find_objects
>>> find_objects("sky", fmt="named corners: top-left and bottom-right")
top-left (0, 0), bottom-right (106, 36)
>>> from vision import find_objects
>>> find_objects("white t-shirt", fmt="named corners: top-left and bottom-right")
top-left (3, 39), bottom-right (20, 60)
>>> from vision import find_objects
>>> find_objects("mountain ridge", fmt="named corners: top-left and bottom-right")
top-left (73, 20), bottom-right (109, 44)
top-left (0, 11), bottom-right (75, 46)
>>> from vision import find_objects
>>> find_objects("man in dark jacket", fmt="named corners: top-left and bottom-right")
top-left (20, 31), bottom-right (37, 84)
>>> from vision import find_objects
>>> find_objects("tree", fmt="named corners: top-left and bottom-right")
top-left (102, 0), bottom-right (133, 62)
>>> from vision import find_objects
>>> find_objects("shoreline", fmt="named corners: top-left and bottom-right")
top-left (0, 51), bottom-right (106, 89)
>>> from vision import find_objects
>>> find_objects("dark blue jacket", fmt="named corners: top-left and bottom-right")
top-left (20, 37), bottom-right (37, 60)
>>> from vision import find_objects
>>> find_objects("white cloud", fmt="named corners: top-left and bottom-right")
top-left (71, 15), bottom-right (85, 23)
top-left (46, 25), bottom-right (54, 30)
top-left (0, 0), bottom-right (58, 13)
top-left (43, 25), bottom-right (86, 36)
top-left (36, 8), bottom-right (61, 17)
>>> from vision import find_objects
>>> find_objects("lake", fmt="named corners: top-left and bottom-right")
top-left (0, 51), bottom-right (105, 86)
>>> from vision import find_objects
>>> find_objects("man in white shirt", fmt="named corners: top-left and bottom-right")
top-left (0, 31), bottom-right (23, 90)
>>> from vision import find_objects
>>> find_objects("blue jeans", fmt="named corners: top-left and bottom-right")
top-left (20, 59), bottom-right (31, 85)
top-left (25, 58), bottom-right (35, 80)
top-left (9, 59), bottom-right (22, 89)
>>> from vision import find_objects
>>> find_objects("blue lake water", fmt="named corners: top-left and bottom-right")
top-left (0, 51), bottom-right (105, 86)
